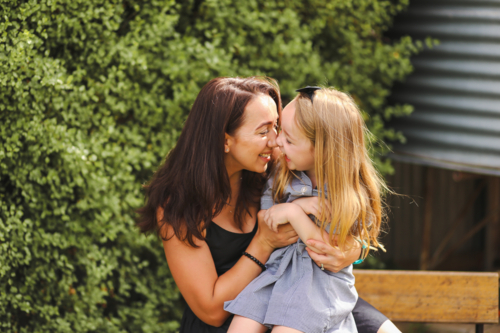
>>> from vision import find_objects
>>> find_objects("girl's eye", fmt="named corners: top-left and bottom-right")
top-left (286, 139), bottom-right (292, 144)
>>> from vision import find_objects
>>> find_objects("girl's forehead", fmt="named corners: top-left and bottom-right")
top-left (281, 101), bottom-right (296, 126)
top-left (282, 104), bottom-right (306, 141)
top-left (283, 99), bottom-right (296, 113)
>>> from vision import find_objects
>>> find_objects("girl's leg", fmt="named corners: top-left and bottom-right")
top-left (271, 326), bottom-right (303, 333)
top-left (377, 320), bottom-right (401, 333)
top-left (228, 315), bottom-right (268, 333)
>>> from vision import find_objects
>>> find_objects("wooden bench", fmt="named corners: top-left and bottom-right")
top-left (353, 270), bottom-right (499, 333)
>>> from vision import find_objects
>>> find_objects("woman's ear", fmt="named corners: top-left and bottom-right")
top-left (224, 133), bottom-right (234, 153)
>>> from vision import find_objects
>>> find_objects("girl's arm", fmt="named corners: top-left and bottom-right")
top-left (264, 198), bottom-right (362, 273)
top-left (159, 208), bottom-right (298, 327)
top-left (263, 202), bottom-right (325, 245)
top-left (291, 197), bottom-right (363, 272)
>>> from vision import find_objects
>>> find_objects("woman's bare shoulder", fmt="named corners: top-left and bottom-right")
top-left (156, 206), bottom-right (207, 245)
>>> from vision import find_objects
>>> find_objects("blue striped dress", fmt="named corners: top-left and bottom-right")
top-left (224, 171), bottom-right (358, 333)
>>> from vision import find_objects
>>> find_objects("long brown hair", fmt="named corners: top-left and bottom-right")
top-left (137, 77), bottom-right (281, 247)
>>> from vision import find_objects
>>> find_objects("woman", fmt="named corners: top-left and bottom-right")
top-left (137, 77), bottom-right (400, 333)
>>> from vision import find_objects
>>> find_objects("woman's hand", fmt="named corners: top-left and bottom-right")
top-left (305, 234), bottom-right (361, 273)
top-left (263, 203), bottom-right (297, 232)
top-left (256, 209), bottom-right (298, 251)
top-left (291, 196), bottom-right (320, 217)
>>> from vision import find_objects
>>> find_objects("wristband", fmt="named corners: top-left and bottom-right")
top-left (242, 252), bottom-right (267, 271)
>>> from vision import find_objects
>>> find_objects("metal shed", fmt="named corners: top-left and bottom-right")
top-left (390, 0), bottom-right (500, 176)
top-left (381, 0), bottom-right (500, 271)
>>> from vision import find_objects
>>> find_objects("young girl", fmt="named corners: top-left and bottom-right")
top-left (224, 86), bottom-right (386, 333)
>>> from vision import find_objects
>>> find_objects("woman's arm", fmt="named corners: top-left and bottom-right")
top-left (159, 208), bottom-right (298, 327)
top-left (305, 236), bottom-right (361, 273)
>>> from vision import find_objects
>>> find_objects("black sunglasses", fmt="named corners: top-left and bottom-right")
top-left (296, 86), bottom-right (321, 103)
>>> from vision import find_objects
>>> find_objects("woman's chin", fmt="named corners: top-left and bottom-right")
top-left (247, 162), bottom-right (268, 174)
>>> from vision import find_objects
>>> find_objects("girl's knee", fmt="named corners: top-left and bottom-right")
top-left (271, 325), bottom-right (304, 333)
top-left (228, 315), bottom-right (268, 333)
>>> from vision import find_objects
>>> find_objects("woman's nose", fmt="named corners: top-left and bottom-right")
top-left (267, 128), bottom-right (278, 148)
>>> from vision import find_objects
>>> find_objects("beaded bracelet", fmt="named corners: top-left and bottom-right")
top-left (242, 251), bottom-right (267, 271)
top-left (353, 239), bottom-right (368, 265)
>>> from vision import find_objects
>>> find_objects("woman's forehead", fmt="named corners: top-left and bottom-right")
top-left (243, 94), bottom-right (278, 126)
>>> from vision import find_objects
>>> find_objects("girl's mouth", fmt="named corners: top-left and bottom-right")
top-left (284, 154), bottom-right (291, 162)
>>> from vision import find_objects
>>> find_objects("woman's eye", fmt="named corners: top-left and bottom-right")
top-left (260, 129), bottom-right (269, 135)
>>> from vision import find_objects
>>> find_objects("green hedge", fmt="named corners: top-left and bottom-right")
top-left (0, 0), bottom-right (420, 331)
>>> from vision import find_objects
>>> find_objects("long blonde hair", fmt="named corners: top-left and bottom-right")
top-left (274, 88), bottom-right (386, 256)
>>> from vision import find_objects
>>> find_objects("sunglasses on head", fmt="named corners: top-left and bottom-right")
top-left (296, 86), bottom-right (321, 103)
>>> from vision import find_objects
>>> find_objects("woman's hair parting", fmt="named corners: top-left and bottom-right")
top-left (273, 88), bottom-right (387, 255)
top-left (137, 76), bottom-right (281, 247)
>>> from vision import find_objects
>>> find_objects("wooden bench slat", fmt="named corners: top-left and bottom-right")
top-left (353, 270), bottom-right (499, 324)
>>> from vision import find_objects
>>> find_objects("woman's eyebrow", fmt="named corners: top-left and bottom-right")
top-left (255, 121), bottom-right (272, 129)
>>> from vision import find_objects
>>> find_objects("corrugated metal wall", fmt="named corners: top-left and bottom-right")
top-left (389, 0), bottom-right (500, 176)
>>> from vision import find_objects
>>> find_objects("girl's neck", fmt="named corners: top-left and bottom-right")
top-left (305, 169), bottom-right (317, 189)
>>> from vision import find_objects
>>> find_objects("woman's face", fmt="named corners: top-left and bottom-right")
top-left (276, 100), bottom-right (315, 174)
top-left (225, 94), bottom-right (279, 175)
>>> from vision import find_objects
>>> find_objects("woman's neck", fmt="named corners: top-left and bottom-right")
top-left (228, 171), bottom-right (242, 198)
top-left (226, 168), bottom-right (243, 206)
top-left (212, 168), bottom-right (247, 231)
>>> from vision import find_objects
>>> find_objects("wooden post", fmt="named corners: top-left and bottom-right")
top-left (484, 176), bottom-right (500, 271)
top-left (420, 166), bottom-right (434, 270)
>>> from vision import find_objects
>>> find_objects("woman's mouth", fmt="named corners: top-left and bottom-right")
top-left (259, 153), bottom-right (271, 161)
top-left (284, 154), bottom-right (291, 162)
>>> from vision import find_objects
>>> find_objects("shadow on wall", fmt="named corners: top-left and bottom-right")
top-left (377, 161), bottom-right (500, 272)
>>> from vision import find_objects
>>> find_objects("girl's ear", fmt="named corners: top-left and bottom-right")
top-left (224, 133), bottom-right (234, 153)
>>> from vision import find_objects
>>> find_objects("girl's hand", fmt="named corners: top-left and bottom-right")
top-left (291, 196), bottom-right (320, 217)
top-left (305, 234), bottom-right (361, 273)
top-left (256, 210), bottom-right (299, 251)
top-left (263, 203), bottom-right (297, 233)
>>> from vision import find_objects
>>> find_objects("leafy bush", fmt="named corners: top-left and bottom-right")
top-left (0, 0), bottom-right (418, 331)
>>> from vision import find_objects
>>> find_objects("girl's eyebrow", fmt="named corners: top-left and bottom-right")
top-left (283, 129), bottom-right (295, 140)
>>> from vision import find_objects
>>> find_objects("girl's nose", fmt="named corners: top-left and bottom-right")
top-left (276, 130), bottom-right (284, 148)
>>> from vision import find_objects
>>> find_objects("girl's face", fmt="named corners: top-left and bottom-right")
top-left (276, 100), bottom-right (315, 174)
top-left (225, 94), bottom-right (279, 175)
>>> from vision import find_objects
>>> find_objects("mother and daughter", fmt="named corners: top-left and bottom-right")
top-left (138, 77), bottom-right (400, 333)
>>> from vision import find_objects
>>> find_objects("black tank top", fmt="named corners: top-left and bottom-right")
top-left (179, 221), bottom-right (258, 333)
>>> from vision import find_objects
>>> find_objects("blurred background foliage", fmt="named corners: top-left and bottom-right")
top-left (1, 0), bottom-right (421, 331)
